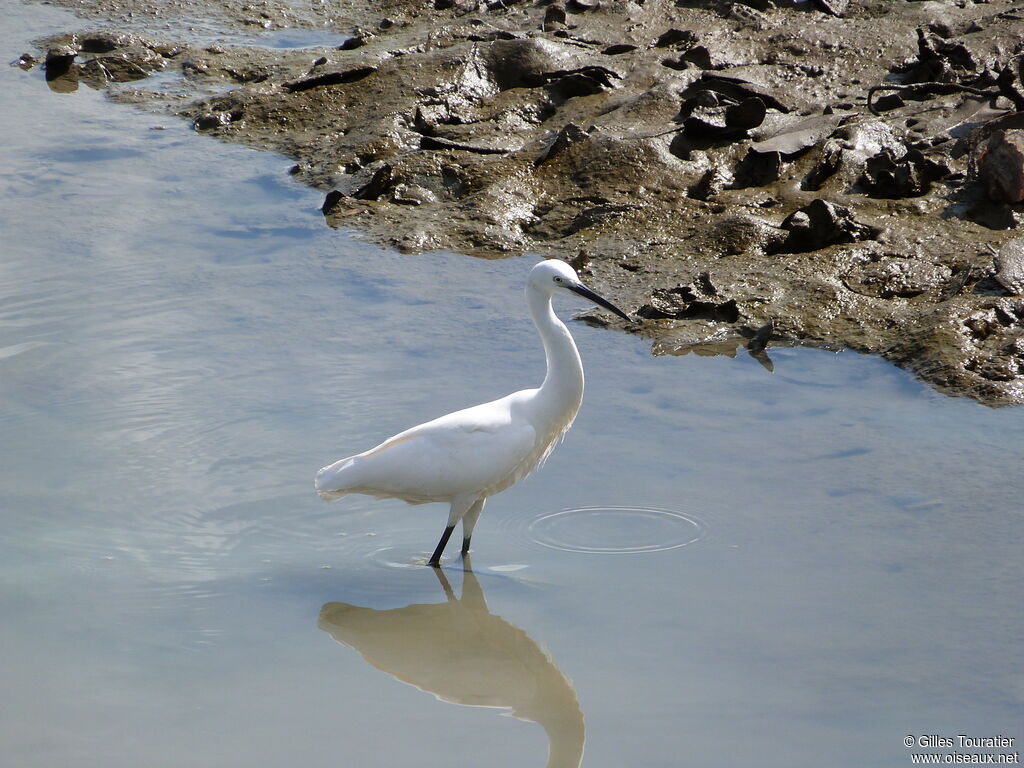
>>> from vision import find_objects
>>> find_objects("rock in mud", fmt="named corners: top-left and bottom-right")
top-left (860, 147), bottom-right (950, 198)
top-left (775, 199), bottom-right (878, 254)
top-left (14, 52), bottom-right (37, 70)
top-left (979, 130), bottom-right (1024, 203)
top-left (732, 148), bottom-right (781, 188)
top-left (637, 283), bottom-right (739, 323)
top-left (44, 44), bottom-right (77, 79)
top-left (354, 164), bottom-right (395, 201)
top-left (282, 65), bottom-right (376, 92)
top-left (895, 28), bottom-right (978, 84)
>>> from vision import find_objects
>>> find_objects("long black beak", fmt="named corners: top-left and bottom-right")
top-left (568, 282), bottom-right (633, 322)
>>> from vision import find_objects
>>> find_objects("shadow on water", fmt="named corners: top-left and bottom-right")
top-left (318, 559), bottom-right (585, 768)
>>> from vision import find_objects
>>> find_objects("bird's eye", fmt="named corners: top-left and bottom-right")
top-left (554, 276), bottom-right (563, 283)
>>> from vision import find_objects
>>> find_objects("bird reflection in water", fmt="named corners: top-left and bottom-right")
top-left (318, 560), bottom-right (585, 768)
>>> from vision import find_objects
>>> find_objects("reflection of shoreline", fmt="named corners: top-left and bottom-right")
top-left (318, 560), bottom-right (585, 768)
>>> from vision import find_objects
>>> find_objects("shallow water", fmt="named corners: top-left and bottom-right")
top-left (2, 5), bottom-right (1023, 767)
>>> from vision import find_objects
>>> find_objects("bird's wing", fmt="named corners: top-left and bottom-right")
top-left (334, 395), bottom-right (539, 502)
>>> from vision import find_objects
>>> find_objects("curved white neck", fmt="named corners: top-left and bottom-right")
top-left (527, 286), bottom-right (585, 425)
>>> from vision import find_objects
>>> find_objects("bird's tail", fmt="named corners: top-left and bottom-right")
top-left (314, 456), bottom-right (358, 500)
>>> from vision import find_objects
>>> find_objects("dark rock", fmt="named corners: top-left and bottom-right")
top-left (338, 36), bottom-right (366, 50)
top-left (680, 93), bottom-right (763, 142)
top-left (732, 148), bottom-right (781, 188)
top-left (535, 66), bottom-right (622, 98)
top-left (682, 106), bottom-right (738, 140)
top-left (682, 89), bottom-right (719, 112)
top-left (775, 199), bottom-right (878, 253)
top-left (80, 52), bottom-right (161, 84)
top-left (681, 73), bottom-right (789, 113)
top-left (680, 46), bottom-right (713, 70)
top-left (637, 285), bottom-right (739, 322)
top-left (321, 190), bottom-right (345, 214)
top-left (654, 29), bottom-right (697, 48)
top-left (543, 4), bottom-right (566, 30)
top-left (282, 66), bottom-right (377, 92)
top-left (420, 135), bottom-right (510, 154)
top-left (979, 130), bottom-right (1024, 203)
top-left (80, 34), bottom-right (129, 53)
top-left (193, 111), bottom-right (231, 130)
top-left (602, 44), bottom-right (638, 56)
top-left (860, 147), bottom-right (950, 198)
top-left (13, 53), bottom-right (37, 70)
top-left (467, 29), bottom-right (521, 42)
top-left (872, 93), bottom-right (905, 112)
top-left (354, 163), bottom-right (395, 200)
top-left (44, 45), bottom-right (77, 80)
top-left (895, 29), bottom-right (978, 84)
top-left (725, 97), bottom-right (766, 130)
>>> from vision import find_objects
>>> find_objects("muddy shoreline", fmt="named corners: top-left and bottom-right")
top-left (23, 0), bottom-right (1024, 405)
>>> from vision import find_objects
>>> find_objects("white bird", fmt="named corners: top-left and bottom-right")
top-left (315, 259), bottom-right (632, 566)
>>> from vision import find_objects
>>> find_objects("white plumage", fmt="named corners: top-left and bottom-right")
top-left (315, 259), bottom-right (631, 566)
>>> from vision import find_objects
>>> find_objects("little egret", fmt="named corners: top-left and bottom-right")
top-left (315, 259), bottom-right (632, 566)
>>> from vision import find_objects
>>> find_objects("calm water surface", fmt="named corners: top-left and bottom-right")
top-left (2, 5), bottom-right (1022, 766)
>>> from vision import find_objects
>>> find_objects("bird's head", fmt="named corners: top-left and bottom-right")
top-left (529, 259), bottom-right (632, 322)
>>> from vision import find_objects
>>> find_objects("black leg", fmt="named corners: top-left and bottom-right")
top-left (461, 536), bottom-right (471, 557)
top-left (428, 524), bottom-right (455, 567)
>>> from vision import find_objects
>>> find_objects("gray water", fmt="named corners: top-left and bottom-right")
top-left (2, 5), bottom-right (1022, 767)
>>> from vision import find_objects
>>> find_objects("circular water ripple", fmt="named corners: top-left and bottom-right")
top-left (526, 506), bottom-right (705, 554)
top-left (366, 541), bottom-right (434, 571)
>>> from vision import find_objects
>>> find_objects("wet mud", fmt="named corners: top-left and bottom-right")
top-left (23, 0), bottom-right (1024, 405)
